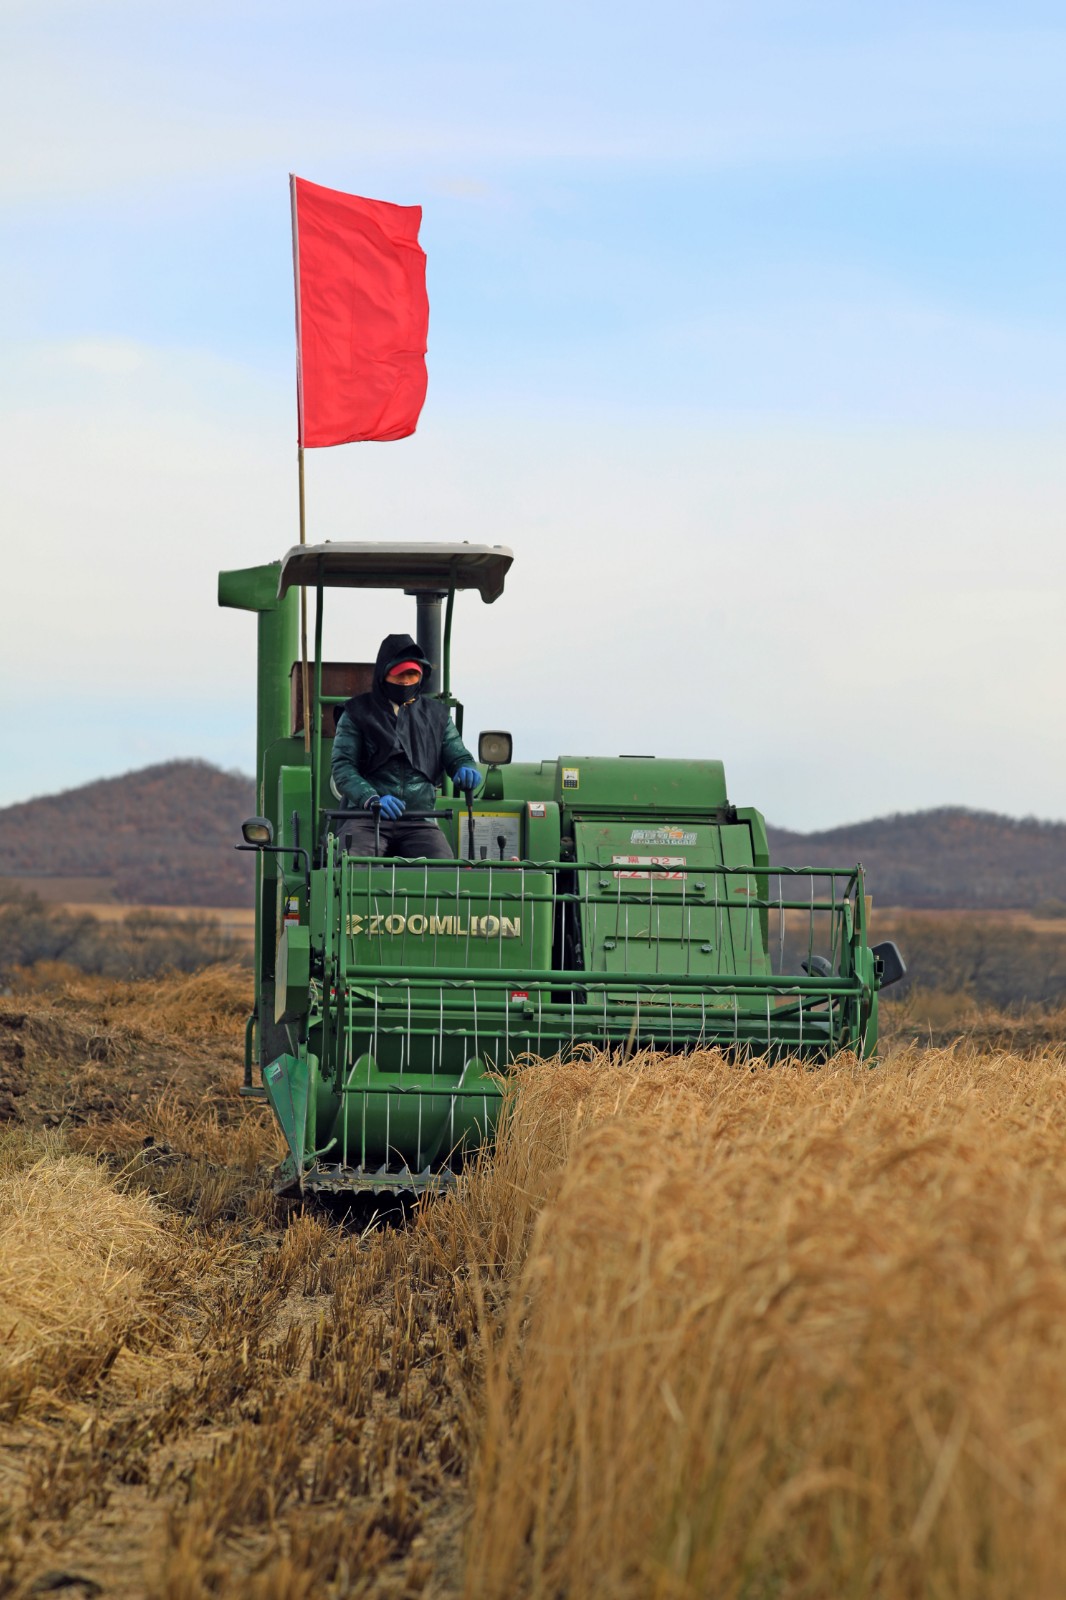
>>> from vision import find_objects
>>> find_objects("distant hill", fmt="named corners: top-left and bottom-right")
top-left (0, 765), bottom-right (1062, 912)
top-left (766, 808), bottom-right (1066, 912)
top-left (0, 761), bottom-right (257, 908)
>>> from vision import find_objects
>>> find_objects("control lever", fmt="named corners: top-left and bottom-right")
top-left (497, 833), bottom-right (507, 861)
top-left (464, 784), bottom-right (476, 860)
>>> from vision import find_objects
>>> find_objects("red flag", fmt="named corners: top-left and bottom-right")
top-left (290, 175), bottom-right (429, 447)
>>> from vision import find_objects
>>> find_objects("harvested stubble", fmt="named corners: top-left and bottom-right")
top-left (440, 1042), bottom-right (1066, 1600)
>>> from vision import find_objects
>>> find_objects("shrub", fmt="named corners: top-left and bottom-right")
top-left (0, 886), bottom-right (248, 984)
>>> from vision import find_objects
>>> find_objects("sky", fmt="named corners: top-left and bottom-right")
top-left (2, 0), bottom-right (1064, 830)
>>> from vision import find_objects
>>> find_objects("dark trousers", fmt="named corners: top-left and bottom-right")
top-left (339, 816), bottom-right (453, 859)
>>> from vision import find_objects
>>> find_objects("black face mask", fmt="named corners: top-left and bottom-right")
top-left (384, 677), bottom-right (422, 705)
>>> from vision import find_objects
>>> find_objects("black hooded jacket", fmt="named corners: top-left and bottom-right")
top-left (330, 633), bottom-right (474, 811)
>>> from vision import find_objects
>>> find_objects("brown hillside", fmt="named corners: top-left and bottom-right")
top-left (1, 765), bottom-right (1062, 912)
top-left (766, 806), bottom-right (1066, 911)
top-left (0, 761), bottom-right (256, 908)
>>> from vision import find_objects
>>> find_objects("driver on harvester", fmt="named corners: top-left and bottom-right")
top-left (330, 632), bottom-right (481, 858)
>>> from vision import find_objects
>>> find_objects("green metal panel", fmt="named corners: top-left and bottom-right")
top-left (493, 761), bottom-right (560, 804)
top-left (263, 1052), bottom-right (311, 1173)
top-left (318, 1051), bottom-right (501, 1174)
top-left (718, 822), bottom-right (772, 978)
top-left (484, 759), bottom-right (728, 815)
top-left (572, 818), bottom-right (770, 985)
top-left (338, 863), bottom-right (554, 982)
top-left (260, 738), bottom-right (309, 971)
top-left (276, 764), bottom-right (313, 923)
top-left (524, 799), bottom-right (562, 862)
top-left (735, 806), bottom-right (770, 870)
top-left (555, 756), bottom-right (728, 812)
top-left (275, 924), bottom-right (310, 1023)
top-left (218, 564), bottom-right (299, 1077)
top-left (217, 563), bottom-right (298, 810)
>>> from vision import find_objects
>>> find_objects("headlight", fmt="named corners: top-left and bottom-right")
top-left (478, 730), bottom-right (513, 766)
top-left (241, 816), bottom-right (274, 846)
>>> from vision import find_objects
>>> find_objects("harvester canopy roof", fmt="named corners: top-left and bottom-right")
top-left (277, 542), bottom-right (513, 603)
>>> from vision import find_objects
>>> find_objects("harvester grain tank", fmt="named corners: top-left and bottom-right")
top-left (220, 543), bottom-right (904, 1197)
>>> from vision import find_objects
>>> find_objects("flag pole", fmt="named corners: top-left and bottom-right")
top-left (298, 446), bottom-right (311, 754)
top-left (291, 174), bottom-right (312, 754)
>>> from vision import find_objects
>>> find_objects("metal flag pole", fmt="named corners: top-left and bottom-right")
top-left (291, 174), bottom-right (312, 754)
top-left (298, 447), bottom-right (311, 754)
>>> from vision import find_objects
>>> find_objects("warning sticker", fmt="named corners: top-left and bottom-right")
top-left (562, 767), bottom-right (580, 790)
top-left (611, 854), bottom-right (687, 880)
top-left (528, 802), bottom-right (547, 818)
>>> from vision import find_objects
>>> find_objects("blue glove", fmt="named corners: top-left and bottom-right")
top-left (454, 766), bottom-right (481, 791)
top-left (366, 794), bottom-right (406, 821)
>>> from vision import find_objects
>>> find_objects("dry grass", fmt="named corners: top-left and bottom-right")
top-left (1, 968), bottom-right (1065, 1599)
top-left (439, 1042), bottom-right (1066, 1599)
top-left (885, 986), bottom-right (1066, 1051)
top-left (29, 963), bottom-right (254, 1044)
top-left (0, 1132), bottom-right (173, 1419)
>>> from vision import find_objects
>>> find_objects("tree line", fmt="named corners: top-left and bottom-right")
top-left (0, 885), bottom-right (247, 984)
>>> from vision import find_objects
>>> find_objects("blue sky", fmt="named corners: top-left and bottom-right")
top-left (3, 1), bottom-right (1064, 828)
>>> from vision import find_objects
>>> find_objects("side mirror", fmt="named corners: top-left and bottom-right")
top-left (241, 816), bottom-right (274, 846)
top-left (478, 730), bottom-right (513, 766)
top-left (872, 940), bottom-right (906, 989)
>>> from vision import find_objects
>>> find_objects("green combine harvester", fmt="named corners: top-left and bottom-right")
top-left (221, 543), bottom-right (904, 1197)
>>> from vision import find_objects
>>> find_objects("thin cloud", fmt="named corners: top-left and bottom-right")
top-left (50, 337), bottom-right (147, 375)
top-left (3, 338), bottom-right (1063, 824)
top-left (4, 19), bottom-right (1066, 203)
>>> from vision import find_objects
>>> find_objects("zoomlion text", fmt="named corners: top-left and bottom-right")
top-left (346, 913), bottom-right (522, 938)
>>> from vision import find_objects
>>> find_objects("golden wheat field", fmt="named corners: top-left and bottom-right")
top-left (1, 972), bottom-right (1065, 1598)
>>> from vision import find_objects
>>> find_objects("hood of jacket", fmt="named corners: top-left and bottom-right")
top-left (372, 633), bottom-right (433, 699)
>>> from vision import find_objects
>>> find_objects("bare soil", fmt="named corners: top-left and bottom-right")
top-left (0, 971), bottom-right (472, 1599)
